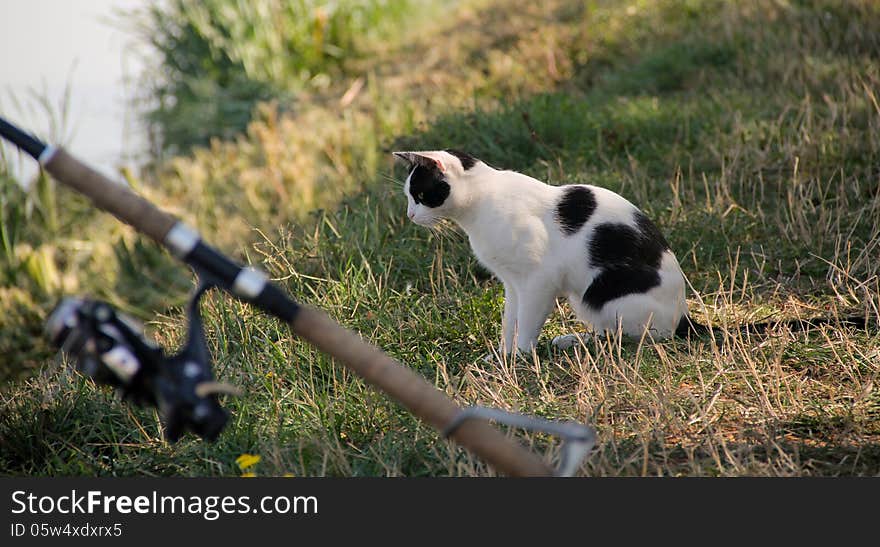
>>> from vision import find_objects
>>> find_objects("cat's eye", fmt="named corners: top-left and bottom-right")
top-left (417, 192), bottom-right (425, 201)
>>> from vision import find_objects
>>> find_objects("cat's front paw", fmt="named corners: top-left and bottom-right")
top-left (551, 333), bottom-right (592, 350)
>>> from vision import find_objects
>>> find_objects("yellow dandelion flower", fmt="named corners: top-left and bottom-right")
top-left (236, 453), bottom-right (261, 470)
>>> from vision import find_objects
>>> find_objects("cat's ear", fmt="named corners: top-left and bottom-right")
top-left (392, 151), bottom-right (448, 173)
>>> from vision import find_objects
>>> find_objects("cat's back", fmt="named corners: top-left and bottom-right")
top-left (467, 168), bottom-right (561, 236)
top-left (471, 176), bottom-right (645, 253)
top-left (480, 168), bottom-right (559, 207)
top-left (553, 183), bottom-right (641, 233)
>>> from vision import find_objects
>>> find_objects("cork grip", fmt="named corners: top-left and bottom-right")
top-left (291, 306), bottom-right (553, 476)
top-left (44, 148), bottom-right (178, 244)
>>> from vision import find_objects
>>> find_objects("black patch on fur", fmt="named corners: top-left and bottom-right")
top-left (408, 164), bottom-right (450, 208)
top-left (445, 149), bottom-right (477, 170)
top-left (633, 210), bottom-right (671, 252)
top-left (583, 267), bottom-right (663, 309)
top-left (583, 210), bottom-right (670, 310)
top-left (556, 186), bottom-right (597, 235)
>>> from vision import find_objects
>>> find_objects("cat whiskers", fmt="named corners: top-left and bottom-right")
top-left (380, 172), bottom-right (405, 189)
top-left (427, 219), bottom-right (466, 244)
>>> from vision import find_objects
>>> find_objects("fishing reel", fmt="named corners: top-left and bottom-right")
top-left (46, 283), bottom-right (238, 442)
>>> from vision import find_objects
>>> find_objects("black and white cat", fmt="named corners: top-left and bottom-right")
top-left (394, 149), bottom-right (690, 354)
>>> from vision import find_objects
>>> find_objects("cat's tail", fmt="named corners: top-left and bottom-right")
top-left (674, 313), bottom-right (869, 340)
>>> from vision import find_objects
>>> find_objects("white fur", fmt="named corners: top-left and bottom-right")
top-left (399, 151), bottom-right (688, 353)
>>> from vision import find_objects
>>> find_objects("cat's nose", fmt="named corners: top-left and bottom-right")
top-left (408, 211), bottom-right (415, 219)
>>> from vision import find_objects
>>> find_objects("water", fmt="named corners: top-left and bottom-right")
top-left (0, 0), bottom-right (150, 184)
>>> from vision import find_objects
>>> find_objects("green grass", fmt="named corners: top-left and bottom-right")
top-left (2, 0), bottom-right (880, 476)
top-left (134, 0), bottom-right (441, 155)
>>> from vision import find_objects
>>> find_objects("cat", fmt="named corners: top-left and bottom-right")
top-left (393, 149), bottom-right (690, 354)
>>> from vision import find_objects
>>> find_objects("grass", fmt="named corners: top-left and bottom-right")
top-left (133, 0), bottom-right (438, 155)
top-left (1, 0), bottom-right (879, 476)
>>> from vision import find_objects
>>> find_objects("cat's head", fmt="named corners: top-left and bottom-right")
top-left (392, 149), bottom-right (480, 226)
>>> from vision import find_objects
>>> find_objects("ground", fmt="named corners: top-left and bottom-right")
top-left (1, 0), bottom-right (879, 476)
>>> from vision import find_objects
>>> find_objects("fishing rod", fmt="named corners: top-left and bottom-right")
top-left (0, 116), bottom-right (595, 476)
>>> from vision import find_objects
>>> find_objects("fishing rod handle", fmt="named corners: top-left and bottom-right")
top-left (290, 306), bottom-right (554, 477)
top-left (43, 148), bottom-right (178, 244)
